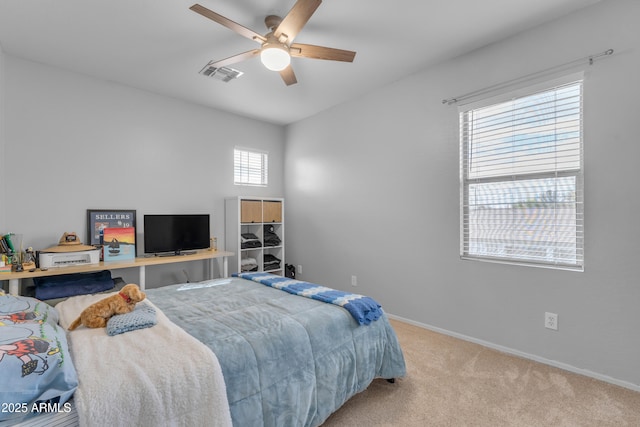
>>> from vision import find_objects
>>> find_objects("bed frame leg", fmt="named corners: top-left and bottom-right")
top-left (386, 378), bottom-right (395, 384)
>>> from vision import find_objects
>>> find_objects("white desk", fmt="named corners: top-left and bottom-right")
top-left (2, 250), bottom-right (233, 295)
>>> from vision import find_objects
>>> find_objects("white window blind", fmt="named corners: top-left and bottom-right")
top-left (460, 80), bottom-right (584, 270)
top-left (234, 147), bottom-right (268, 186)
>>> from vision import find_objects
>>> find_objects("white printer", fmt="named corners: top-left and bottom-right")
top-left (39, 249), bottom-right (101, 269)
top-left (39, 232), bottom-right (101, 268)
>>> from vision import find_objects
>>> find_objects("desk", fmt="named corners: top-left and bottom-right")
top-left (1, 250), bottom-right (233, 295)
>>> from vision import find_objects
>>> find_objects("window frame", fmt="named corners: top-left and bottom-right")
top-left (234, 147), bottom-right (268, 187)
top-left (459, 74), bottom-right (584, 271)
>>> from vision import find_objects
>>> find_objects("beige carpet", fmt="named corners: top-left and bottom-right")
top-left (322, 319), bottom-right (640, 426)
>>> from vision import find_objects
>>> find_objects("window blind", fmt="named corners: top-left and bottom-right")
top-left (234, 147), bottom-right (268, 186)
top-left (460, 80), bottom-right (584, 270)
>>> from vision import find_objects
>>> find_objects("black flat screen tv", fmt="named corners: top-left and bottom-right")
top-left (143, 214), bottom-right (210, 255)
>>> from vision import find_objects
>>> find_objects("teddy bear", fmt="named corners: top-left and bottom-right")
top-left (68, 283), bottom-right (146, 330)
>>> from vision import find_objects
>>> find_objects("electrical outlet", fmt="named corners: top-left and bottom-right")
top-left (545, 312), bottom-right (558, 330)
top-left (297, 264), bottom-right (302, 275)
top-left (351, 275), bottom-right (358, 287)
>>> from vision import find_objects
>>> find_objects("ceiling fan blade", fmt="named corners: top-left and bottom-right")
top-left (274, 0), bottom-right (322, 43)
top-left (290, 43), bottom-right (356, 62)
top-left (206, 49), bottom-right (260, 69)
top-left (279, 66), bottom-right (298, 86)
top-left (190, 4), bottom-right (266, 43)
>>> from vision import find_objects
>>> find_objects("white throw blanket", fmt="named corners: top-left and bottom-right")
top-left (56, 293), bottom-right (231, 427)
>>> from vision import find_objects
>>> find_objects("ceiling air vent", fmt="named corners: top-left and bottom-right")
top-left (199, 62), bottom-right (244, 82)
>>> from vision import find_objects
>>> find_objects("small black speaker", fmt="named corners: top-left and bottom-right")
top-left (285, 264), bottom-right (296, 279)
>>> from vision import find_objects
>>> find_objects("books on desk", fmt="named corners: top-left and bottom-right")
top-left (1, 238), bottom-right (14, 272)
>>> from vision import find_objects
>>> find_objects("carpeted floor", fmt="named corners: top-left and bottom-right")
top-left (322, 319), bottom-right (640, 426)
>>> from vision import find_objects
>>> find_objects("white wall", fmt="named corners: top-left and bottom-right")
top-left (2, 56), bottom-right (285, 287)
top-left (0, 44), bottom-right (6, 228)
top-left (285, 0), bottom-right (640, 389)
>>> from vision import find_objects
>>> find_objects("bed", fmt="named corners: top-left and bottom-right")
top-left (1, 274), bottom-right (406, 426)
top-left (1, 290), bottom-right (230, 427)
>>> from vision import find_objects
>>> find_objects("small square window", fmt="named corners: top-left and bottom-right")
top-left (234, 147), bottom-right (268, 187)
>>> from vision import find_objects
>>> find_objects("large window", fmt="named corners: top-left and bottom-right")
top-left (460, 79), bottom-right (584, 270)
top-left (234, 147), bottom-right (268, 186)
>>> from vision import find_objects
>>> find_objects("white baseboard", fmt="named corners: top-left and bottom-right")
top-left (386, 313), bottom-right (640, 393)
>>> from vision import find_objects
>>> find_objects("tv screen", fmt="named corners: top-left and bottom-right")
top-left (143, 214), bottom-right (210, 255)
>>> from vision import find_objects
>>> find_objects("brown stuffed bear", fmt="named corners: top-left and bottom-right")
top-left (68, 284), bottom-right (146, 330)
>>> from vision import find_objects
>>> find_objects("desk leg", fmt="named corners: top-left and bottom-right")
top-left (139, 265), bottom-right (146, 290)
top-left (9, 279), bottom-right (20, 296)
top-left (223, 257), bottom-right (228, 278)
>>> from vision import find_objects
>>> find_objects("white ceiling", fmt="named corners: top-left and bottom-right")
top-left (0, 0), bottom-right (600, 125)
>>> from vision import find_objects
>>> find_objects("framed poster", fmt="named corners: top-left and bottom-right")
top-left (86, 209), bottom-right (137, 258)
top-left (103, 227), bottom-right (136, 262)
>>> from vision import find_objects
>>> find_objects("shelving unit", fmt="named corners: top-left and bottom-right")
top-left (225, 197), bottom-right (285, 276)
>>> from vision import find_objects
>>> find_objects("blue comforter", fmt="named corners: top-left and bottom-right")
top-left (147, 277), bottom-right (406, 427)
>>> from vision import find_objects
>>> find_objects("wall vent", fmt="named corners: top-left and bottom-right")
top-left (199, 62), bottom-right (244, 82)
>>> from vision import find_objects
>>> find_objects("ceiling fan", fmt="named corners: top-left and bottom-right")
top-left (190, 0), bottom-right (356, 86)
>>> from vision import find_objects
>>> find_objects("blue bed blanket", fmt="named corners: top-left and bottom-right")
top-left (146, 277), bottom-right (406, 427)
top-left (234, 272), bottom-right (383, 325)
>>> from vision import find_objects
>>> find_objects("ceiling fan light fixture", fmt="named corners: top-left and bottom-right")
top-left (190, 2), bottom-right (356, 85)
top-left (260, 44), bottom-right (291, 71)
